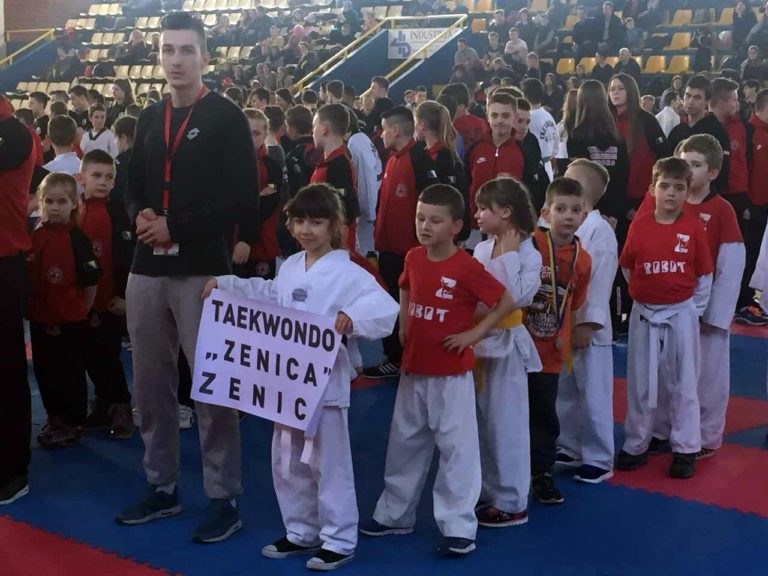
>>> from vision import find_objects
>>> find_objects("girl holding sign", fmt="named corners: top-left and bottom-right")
top-left (203, 184), bottom-right (398, 571)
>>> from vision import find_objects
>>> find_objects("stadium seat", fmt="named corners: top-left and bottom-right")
top-left (557, 58), bottom-right (575, 75)
top-left (101, 83), bottom-right (113, 96)
top-left (387, 5), bottom-right (402, 17)
top-left (141, 65), bottom-right (155, 78)
top-left (665, 32), bottom-right (691, 51)
top-left (667, 9), bottom-right (692, 27)
top-left (16, 81), bottom-right (29, 92)
top-left (108, 4), bottom-right (122, 16)
top-left (136, 17), bottom-right (149, 27)
top-left (564, 14), bottom-right (578, 30)
top-left (147, 17), bottom-right (161, 28)
top-left (90, 32), bottom-right (104, 45)
top-left (718, 7), bottom-right (734, 26)
top-left (633, 55), bottom-right (643, 68)
top-left (115, 65), bottom-right (130, 77)
top-left (182, 0), bottom-right (195, 9)
top-left (88, 5), bottom-right (100, 16)
top-left (136, 83), bottom-right (151, 96)
top-left (605, 56), bottom-right (618, 67)
top-left (129, 65), bottom-right (143, 77)
top-left (529, 0), bottom-right (547, 12)
top-left (373, 6), bottom-right (387, 19)
top-left (472, 19), bottom-right (486, 32)
top-left (475, 0), bottom-right (493, 12)
top-left (666, 55), bottom-right (690, 74)
top-left (643, 55), bottom-right (666, 74)
top-left (204, 14), bottom-right (217, 26)
top-left (579, 57), bottom-right (596, 72)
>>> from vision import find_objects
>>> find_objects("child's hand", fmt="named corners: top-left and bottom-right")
top-left (700, 322), bottom-right (717, 335)
top-left (232, 241), bottom-right (251, 265)
top-left (259, 185), bottom-right (278, 197)
top-left (108, 297), bottom-right (127, 316)
top-left (500, 228), bottom-right (523, 253)
top-left (335, 312), bottom-right (353, 334)
top-left (443, 328), bottom-right (479, 354)
top-left (202, 278), bottom-right (218, 299)
top-left (572, 323), bottom-right (596, 349)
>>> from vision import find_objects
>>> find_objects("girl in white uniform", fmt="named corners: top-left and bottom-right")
top-left (473, 178), bottom-right (542, 527)
top-left (205, 184), bottom-right (398, 571)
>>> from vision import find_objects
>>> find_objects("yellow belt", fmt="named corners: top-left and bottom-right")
top-left (473, 310), bottom-right (524, 392)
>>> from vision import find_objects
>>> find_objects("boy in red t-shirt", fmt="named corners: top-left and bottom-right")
top-left (361, 184), bottom-right (515, 556)
top-left (616, 158), bottom-right (714, 479)
top-left (524, 178), bottom-right (591, 505)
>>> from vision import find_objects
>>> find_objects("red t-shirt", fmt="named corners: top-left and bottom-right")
top-left (724, 114), bottom-right (748, 195)
top-left (399, 246), bottom-right (505, 376)
top-left (524, 229), bottom-right (591, 374)
top-left (748, 114), bottom-right (768, 205)
top-left (615, 111), bottom-right (656, 200)
top-left (454, 113), bottom-right (489, 149)
top-left (620, 211), bottom-right (714, 305)
top-left (79, 197), bottom-right (116, 312)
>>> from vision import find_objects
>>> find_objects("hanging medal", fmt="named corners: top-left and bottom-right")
top-left (546, 231), bottom-right (579, 352)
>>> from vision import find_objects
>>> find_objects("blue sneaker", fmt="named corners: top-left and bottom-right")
top-left (438, 537), bottom-right (476, 556)
top-left (116, 486), bottom-right (181, 525)
top-left (359, 519), bottom-right (413, 537)
top-left (191, 499), bottom-right (242, 543)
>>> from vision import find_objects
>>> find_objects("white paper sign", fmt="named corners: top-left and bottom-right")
top-left (192, 289), bottom-right (341, 432)
top-left (387, 28), bottom-right (449, 59)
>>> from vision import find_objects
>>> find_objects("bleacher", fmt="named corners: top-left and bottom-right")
top-left (2, 0), bottom-right (753, 111)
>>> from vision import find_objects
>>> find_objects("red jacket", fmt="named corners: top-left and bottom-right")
top-left (0, 97), bottom-right (34, 258)
top-left (251, 146), bottom-right (283, 261)
top-left (749, 114), bottom-right (768, 205)
top-left (466, 136), bottom-right (524, 219)
top-left (724, 114), bottom-right (749, 195)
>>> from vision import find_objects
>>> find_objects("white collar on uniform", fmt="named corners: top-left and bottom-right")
top-left (576, 209), bottom-right (602, 240)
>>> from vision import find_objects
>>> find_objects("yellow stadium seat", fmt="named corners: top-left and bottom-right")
top-left (141, 65), bottom-right (155, 78)
top-left (90, 32), bottom-right (104, 45)
top-left (88, 5), bottom-right (100, 16)
top-left (108, 4), bottom-right (122, 16)
top-left (557, 58), bottom-right (575, 75)
top-left (215, 0), bottom-right (229, 9)
top-left (230, 12), bottom-right (241, 24)
top-left (668, 9), bottom-right (692, 27)
top-left (101, 83), bottom-right (114, 96)
top-left (666, 55), bottom-right (690, 75)
top-left (373, 6), bottom-right (387, 18)
top-left (65, 19), bottom-right (78, 29)
top-left (633, 55), bottom-right (643, 68)
top-left (388, 5), bottom-right (403, 17)
top-left (204, 14), bottom-right (217, 26)
top-left (129, 65), bottom-right (143, 77)
top-left (85, 18), bottom-right (96, 29)
top-left (644, 55), bottom-right (665, 74)
top-left (580, 57), bottom-right (596, 72)
top-left (183, 0), bottom-right (195, 9)
top-left (475, 0), bottom-right (493, 12)
top-left (147, 17), bottom-right (161, 28)
top-left (665, 32), bottom-right (691, 51)
top-left (227, 46), bottom-right (242, 60)
top-left (204, 0), bottom-right (218, 10)
top-left (605, 56), bottom-right (618, 67)
top-left (529, 0), bottom-right (547, 13)
top-left (115, 65), bottom-right (130, 77)
top-left (136, 83), bottom-right (151, 96)
top-left (718, 7), bottom-right (734, 26)
top-left (16, 81), bottom-right (29, 92)
top-left (564, 14), bottom-right (578, 30)
top-left (136, 17), bottom-right (149, 27)
top-left (472, 19), bottom-right (486, 32)
top-left (11, 99), bottom-right (26, 110)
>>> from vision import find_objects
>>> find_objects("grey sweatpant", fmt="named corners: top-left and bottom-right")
top-left (126, 274), bottom-right (242, 499)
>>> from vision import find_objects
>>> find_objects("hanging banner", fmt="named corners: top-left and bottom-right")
top-left (387, 28), bottom-right (449, 59)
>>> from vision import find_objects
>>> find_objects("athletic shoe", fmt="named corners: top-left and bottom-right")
top-left (735, 306), bottom-right (768, 326)
top-left (476, 506), bottom-right (528, 527)
top-left (0, 475), bottom-right (29, 506)
top-left (647, 437), bottom-right (670, 455)
top-left (85, 399), bottom-right (112, 430)
top-left (179, 405), bottom-right (195, 430)
top-left (573, 465), bottom-right (614, 484)
top-left (262, 536), bottom-right (322, 559)
top-left (109, 403), bottom-right (135, 440)
top-left (359, 519), bottom-right (413, 536)
top-left (306, 549), bottom-right (354, 571)
top-left (669, 452), bottom-right (696, 479)
top-left (438, 537), bottom-right (476, 556)
top-left (532, 474), bottom-right (564, 505)
top-left (191, 499), bottom-right (242, 543)
top-left (361, 361), bottom-right (400, 380)
top-left (695, 448), bottom-right (716, 461)
top-left (615, 450), bottom-right (648, 471)
top-left (37, 419), bottom-right (81, 449)
top-left (116, 486), bottom-right (181, 525)
top-left (555, 453), bottom-right (582, 469)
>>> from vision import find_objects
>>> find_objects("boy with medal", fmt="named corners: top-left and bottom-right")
top-left (524, 178), bottom-right (591, 504)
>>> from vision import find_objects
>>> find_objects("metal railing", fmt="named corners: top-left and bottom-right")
top-left (0, 29), bottom-right (56, 69)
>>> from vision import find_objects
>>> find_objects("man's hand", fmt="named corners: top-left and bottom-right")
top-left (137, 214), bottom-right (171, 247)
top-left (232, 241), bottom-right (251, 265)
top-left (572, 323), bottom-right (598, 349)
top-left (135, 208), bottom-right (158, 231)
top-left (108, 297), bottom-right (126, 316)
top-left (202, 278), bottom-right (218, 299)
top-left (335, 312), bottom-right (353, 334)
top-left (700, 321), bottom-right (717, 335)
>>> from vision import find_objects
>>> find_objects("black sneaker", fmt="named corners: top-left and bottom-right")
top-left (116, 486), bottom-right (181, 525)
top-left (532, 474), bottom-right (564, 505)
top-left (647, 437), bottom-right (670, 455)
top-left (555, 453), bottom-right (582, 469)
top-left (573, 465), bottom-right (614, 484)
top-left (476, 506), bottom-right (528, 527)
top-left (669, 453), bottom-right (696, 479)
top-left (262, 536), bottom-right (321, 559)
top-left (359, 519), bottom-right (413, 537)
top-left (735, 305), bottom-right (768, 326)
top-left (85, 399), bottom-right (112, 430)
top-left (438, 537), bottom-right (476, 556)
top-left (0, 475), bottom-right (29, 506)
top-left (306, 549), bottom-right (354, 571)
top-left (191, 499), bottom-right (242, 543)
top-left (615, 450), bottom-right (648, 471)
top-left (361, 361), bottom-right (400, 380)
top-left (695, 448), bottom-right (715, 461)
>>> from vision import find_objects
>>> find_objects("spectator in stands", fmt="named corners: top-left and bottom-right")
top-left (741, 78), bottom-right (760, 123)
top-left (454, 38), bottom-right (482, 73)
top-left (68, 85), bottom-right (92, 131)
top-left (532, 11), bottom-right (557, 56)
top-left (543, 72), bottom-right (565, 121)
top-left (641, 95), bottom-right (655, 113)
top-left (441, 82), bottom-right (488, 149)
top-left (613, 47), bottom-right (642, 88)
top-left (504, 27), bottom-right (528, 63)
top-left (107, 79), bottom-right (135, 129)
top-left (275, 88), bottom-right (295, 112)
top-left (264, 45), bottom-right (284, 68)
top-left (361, 10), bottom-right (379, 33)
top-left (261, 25), bottom-right (286, 57)
top-left (210, 14), bottom-right (235, 50)
top-left (117, 29), bottom-right (151, 65)
top-left (596, 1), bottom-right (624, 53)
top-left (670, 74), bottom-right (684, 94)
top-left (483, 31), bottom-right (505, 69)
top-left (51, 46), bottom-right (84, 82)
top-left (524, 52), bottom-right (553, 81)
top-left (693, 27), bottom-right (714, 73)
top-left (28, 91), bottom-right (50, 148)
top-left (636, 0), bottom-right (662, 32)
top-left (734, 0), bottom-right (758, 54)
top-left (656, 90), bottom-right (682, 136)
top-left (449, 64), bottom-right (478, 94)
top-left (296, 41), bottom-right (319, 78)
top-left (572, 5), bottom-right (597, 62)
top-left (370, 76), bottom-right (389, 101)
top-left (575, 63), bottom-right (589, 82)
top-left (276, 67), bottom-right (294, 91)
top-left (516, 8), bottom-right (537, 48)
top-left (252, 6), bottom-right (274, 42)
top-left (745, 2), bottom-right (768, 55)
top-left (739, 45), bottom-right (766, 82)
top-left (623, 18), bottom-right (643, 52)
top-left (487, 9), bottom-right (510, 40)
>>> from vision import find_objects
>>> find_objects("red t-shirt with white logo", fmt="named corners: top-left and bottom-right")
top-left (620, 211), bottom-right (714, 305)
top-left (399, 246), bottom-right (506, 376)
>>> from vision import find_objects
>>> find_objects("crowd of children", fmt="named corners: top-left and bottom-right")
top-left (3, 8), bottom-right (768, 573)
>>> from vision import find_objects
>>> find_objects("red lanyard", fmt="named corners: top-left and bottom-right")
top-left (162, 85), bottom-right (207, 214)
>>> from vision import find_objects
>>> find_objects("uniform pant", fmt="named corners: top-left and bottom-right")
top-left (378, 252), bottom-right (404, 364)
top-left (476, 353), bottom-right (530, 514)
top-left (373, 372), bottom-right (480, 540)
top-left (126, 274), bottom-right (242, 499)
top-left (623, 305), bottom-right (701, 456)
top-left (741, 203), bottom-right (768, 308)
top-left (85, 311), bottom-right (131, 406)
top-left (724, 192), bottom-right (751, 307)
top-left (654, 327), bottom-right (730, 451)
top-left (557, 345), bottom-right (615, 470)
top-left (0, 254), bottom-right (31, 485)
top-left (357, 219), bottom-right (375, 256)
top-left (273, 407), bottom-right (357, 555)
top-left (30, 321), bottom-right (88, 426)
top-left (528, 372), bottom-right (560, 477)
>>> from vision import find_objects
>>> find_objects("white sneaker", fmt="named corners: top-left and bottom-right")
top-left (179, 405), bottom-right (195, 430)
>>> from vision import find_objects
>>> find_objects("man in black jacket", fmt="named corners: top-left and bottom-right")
top-left (614, 48), bottom-right (643, 89)
top-left (116, 12), bottom-right (259, 543)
